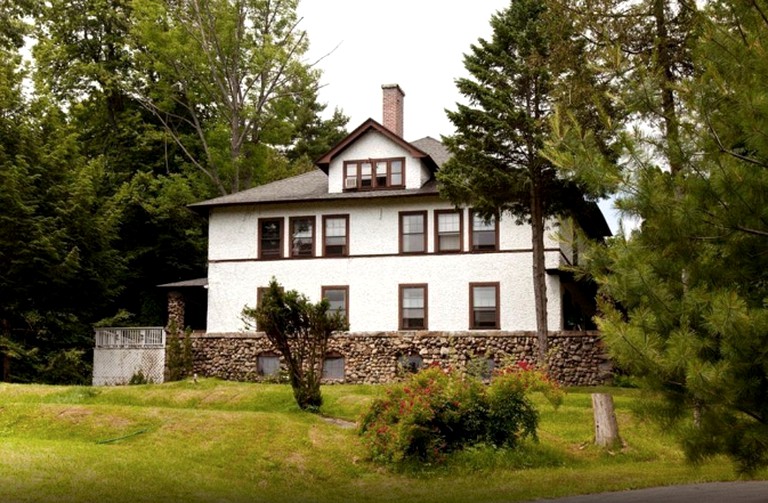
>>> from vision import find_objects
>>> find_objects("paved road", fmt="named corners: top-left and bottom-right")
top-left (526, 481), bottom-right (768, 502)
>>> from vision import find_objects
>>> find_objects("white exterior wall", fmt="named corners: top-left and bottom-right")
top-left (206, 197), bottom-right (564, 334)
top-left (327, 130), bottom-right (432, 193)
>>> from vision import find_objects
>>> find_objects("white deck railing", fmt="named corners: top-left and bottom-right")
top-left (94, 327), bottom-right (166, 348)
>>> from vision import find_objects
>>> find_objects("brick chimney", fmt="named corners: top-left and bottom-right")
top-left (382, 84), bottom-right (405, 137)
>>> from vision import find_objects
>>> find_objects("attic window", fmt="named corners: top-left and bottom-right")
top-left (344, 158), bottom-right (404, 191)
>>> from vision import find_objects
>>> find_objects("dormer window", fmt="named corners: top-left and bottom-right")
top-left (344, 158), bottom-right (405, 191)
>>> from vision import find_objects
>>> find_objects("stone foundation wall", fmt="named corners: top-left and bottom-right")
top-left (191, 331), bottom-right (612, 386)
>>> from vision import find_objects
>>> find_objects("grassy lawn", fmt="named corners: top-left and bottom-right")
top-left (0, 379), bottom-right (763, 503)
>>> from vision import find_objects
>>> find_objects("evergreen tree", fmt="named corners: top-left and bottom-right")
top-left (242, 279), bottom-right (348, 410)
top-left (438, 0), bottom-right (608, 364)
top-left (546, 0), bottom-right (768, 472)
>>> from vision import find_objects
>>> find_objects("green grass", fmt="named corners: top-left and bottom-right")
top-left (0, 379), bottom-right (763, 503)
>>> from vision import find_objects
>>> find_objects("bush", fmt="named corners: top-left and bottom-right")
top-left (359, 362), bottom-right (561, 465)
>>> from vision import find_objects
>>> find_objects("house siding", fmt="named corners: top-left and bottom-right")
top-left (327, 131), bottom-right (432, 193)
top-left (204, 196), bottom-right (566, 334)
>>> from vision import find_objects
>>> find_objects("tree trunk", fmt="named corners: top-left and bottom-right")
top-left (592, 393), bottom-right (621, 447)
top-left (530, 180), bottom-right (549, 367)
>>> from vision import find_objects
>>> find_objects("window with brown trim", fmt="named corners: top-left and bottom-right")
top-left (399, 211), bottom-right (427, 254)
top-left (469, 282), bottom-right (500, 329)
top-left (289, 216), bottom-right (315, 258)
top-left (399, 284), bottom-right (428, 330)
top-left (343, 157), bottom-right (405, 191)
top-left (470, 211), bottom-right (498, 252)
top-left (322, 285), bottom-right (349, 322)
top-left (435, 210), bottom-right (463, 253)
top-left (259, 218), bottom-right (283, 259)
top-left (323, 215), bottom-right (349, 256)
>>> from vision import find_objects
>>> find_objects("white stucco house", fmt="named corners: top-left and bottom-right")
top-left (173, 84), bottom-right (612, 385)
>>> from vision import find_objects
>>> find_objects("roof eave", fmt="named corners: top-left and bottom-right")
top-left (315, 118), bottom-right (431, 173)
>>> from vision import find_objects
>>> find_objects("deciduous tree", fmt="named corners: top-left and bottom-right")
top-left (129, 0), bottom-right (330, 195)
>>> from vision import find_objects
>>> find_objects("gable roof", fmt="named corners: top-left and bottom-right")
top-left (315, 118), bottom-right (439, 173)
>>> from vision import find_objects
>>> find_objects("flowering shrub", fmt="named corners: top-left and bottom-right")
top-left (359, 362), bottom-right (562, 465)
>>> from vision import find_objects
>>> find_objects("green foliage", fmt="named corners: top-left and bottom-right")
top-left (545, 0), bottom-right (768, 474)
top-left (438, 0), bottom-right (610, 364)
top-left (129, 369), bottom-right (150, 385)
top-left (359, 362), bottom-right (561, 465)
top-left (129, 0), bottom-right (341, 195)
top-left (242, 279), bottom-right (348, 411)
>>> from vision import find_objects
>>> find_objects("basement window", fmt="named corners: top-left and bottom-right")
top-left (323, 353), bottom-right (345, 381)
top-left (257, 352), bottom-right (280, 377)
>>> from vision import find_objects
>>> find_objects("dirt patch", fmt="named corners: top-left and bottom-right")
top-left (56, 407), bottom-right (94, 423)
top-left (320, 416), bottom-right (356, 429)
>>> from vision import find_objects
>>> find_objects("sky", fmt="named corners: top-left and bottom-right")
top-left (296, 0), bottom-right (621, 233)
top-left (297, 0), bottom-right (511, 141)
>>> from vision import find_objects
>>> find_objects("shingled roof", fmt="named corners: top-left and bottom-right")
top-left (189, 168), bottom-right (441, 210)
top-left (189, 131), bottom-right (448, 210)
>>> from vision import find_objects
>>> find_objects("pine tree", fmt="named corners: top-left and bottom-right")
top-left (438, 0), bottom-right (607, 364)
top-left (546, 0), bottom-right (768, 473)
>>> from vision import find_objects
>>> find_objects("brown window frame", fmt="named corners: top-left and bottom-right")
top-left (399, 283), bottom-right (428, 330)
top-left (289, 216), bottom-right (316, 258)
top-left (469, 282), bottom-right (501, 330)
top-left (322, 214), bottom-right (349, 257)
top-left (343, 157), bottom-right (405, 191)
top-left (399, 211), bottom-right (428, 254)
top-left (321, 285), bottom-right (349, 322)
top-left (258, 217), bottom-right (284, 260)
top-left (434, 209), bottom-right (463, 253)
top-left (469, 211), bottom-right (499, 252)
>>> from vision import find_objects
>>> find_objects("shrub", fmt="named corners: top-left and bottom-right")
top-left (241, 278), bottom-right (348, 411)
top-left (129, 369), bottom-right (150, 385)
top-left (359, 362), bottom-right (561, 465)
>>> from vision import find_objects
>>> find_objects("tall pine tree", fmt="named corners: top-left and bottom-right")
top-left (546, 0), bottom-right (768, 472)
top-left (438, 0), bottom-right (609, 364)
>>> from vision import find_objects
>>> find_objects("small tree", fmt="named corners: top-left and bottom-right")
top-left (242, 279), bottom-right (348, 411)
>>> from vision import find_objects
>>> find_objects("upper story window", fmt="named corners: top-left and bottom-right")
top-left (344, 158), bottom-right (405, 191)
top-left (470, 282), bottom-right (500, 329)
top-left (323, 215), bottom-right (349, 257)
top-left (290, 216), bottom-right (315, 258)
top-left (470, 211), bottom-right (498, 252)
top-left (259, 218), bottom-right (283, 259)
top-left (400, 284), bottom-right (428, 330)
top-left (399, 211), bottom-right (427, 254)
top-left (435, 210), bottom-right (463, 253)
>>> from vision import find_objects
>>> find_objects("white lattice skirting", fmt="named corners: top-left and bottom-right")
top-left (92, 348), bottom-right (166, 385)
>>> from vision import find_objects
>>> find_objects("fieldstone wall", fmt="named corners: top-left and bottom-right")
top-left (167, 291), bottom-right (185, 331)
top-left (190, 331), bottom-right (612, 386)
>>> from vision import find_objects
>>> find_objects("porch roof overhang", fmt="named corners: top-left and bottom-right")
top-left (157, 278), bottom-right (208, 288)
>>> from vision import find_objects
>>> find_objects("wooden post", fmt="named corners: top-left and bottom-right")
top-left (592, 393), bottom-right (621, 448)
